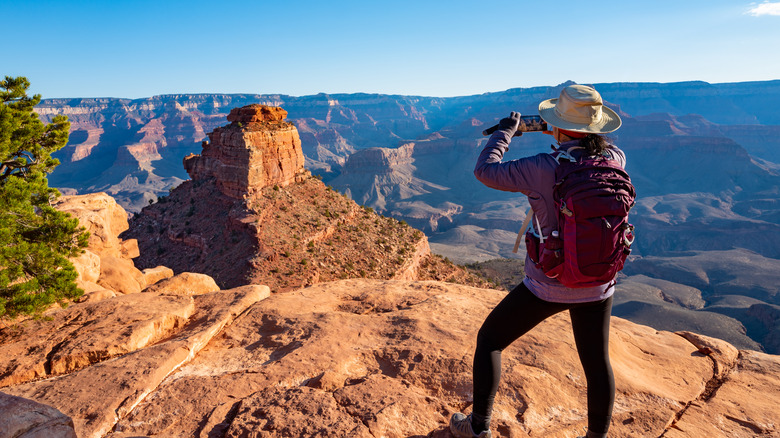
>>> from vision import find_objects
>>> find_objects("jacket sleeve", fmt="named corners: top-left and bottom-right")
top-left (473, 129), bottom-right (545, 194)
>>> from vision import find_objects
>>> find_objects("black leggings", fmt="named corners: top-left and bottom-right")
top-left (472, 282), bottom-right (615, 434)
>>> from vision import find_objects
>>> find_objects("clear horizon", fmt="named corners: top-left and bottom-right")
top-left (5, 0), bottom-right (780, 99)
top-left (29, 78), bottom-right (780, 102)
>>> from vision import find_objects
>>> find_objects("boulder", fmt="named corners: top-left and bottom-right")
top-left (71, 249), bottom-right (101, 283)
top-left (142, 266), bottom-right (175, 286)
top-left (0, 392), bottom-right (76, 438)
top-left (120, 238), bottom-right (140, 259)
top-left (53, 193), bottom-right (131, 258)
top-left (75, 280), bottom-right (110, 295)
top-left (75, 286), bottom-right (116, 303)
top-left (143, 272), bottom-right (220, 296)
top-left (55, 192), bottom-right (156, 299)
top-left (97, 255), bottom-right (147, 294)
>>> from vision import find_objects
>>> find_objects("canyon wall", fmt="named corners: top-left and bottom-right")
top-left (36, 81), bottom-right (780, 354)
top-left (125, 105), bottom-right (486, 291)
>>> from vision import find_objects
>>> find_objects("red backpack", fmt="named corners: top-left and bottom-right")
top-left (526, 147), bottom-right (636, 288)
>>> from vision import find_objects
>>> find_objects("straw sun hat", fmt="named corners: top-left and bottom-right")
top-left (538, 84), bottom-right (621, 134)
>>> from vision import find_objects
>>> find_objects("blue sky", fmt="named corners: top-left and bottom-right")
top-left (4, 0), bottom-right (780, 99)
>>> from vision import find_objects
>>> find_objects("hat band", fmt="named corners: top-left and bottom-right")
top-left (559, 128), bottom-right (587, 138)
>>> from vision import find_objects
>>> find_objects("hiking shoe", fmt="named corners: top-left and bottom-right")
top-left (449, 412), bottom-right (492, 438)
top-left (576, 428), bottom-right (607, 438)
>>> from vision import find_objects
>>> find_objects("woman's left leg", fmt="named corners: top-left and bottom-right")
top-left (470, 283), bottom-right (569, 432)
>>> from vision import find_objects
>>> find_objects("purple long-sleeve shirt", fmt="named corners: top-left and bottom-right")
top-left (474, 128), bottom-right (627, 303)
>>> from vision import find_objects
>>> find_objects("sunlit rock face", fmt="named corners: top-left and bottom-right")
top-left (183, 104), bottom-right (307, 200)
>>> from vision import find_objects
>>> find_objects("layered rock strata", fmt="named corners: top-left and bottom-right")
top-left (127, 105), bottom-right (487, 291)
top-left (183, 104), bottom-right (308, 199)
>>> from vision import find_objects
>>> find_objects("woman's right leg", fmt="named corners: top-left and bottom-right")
top-left (569, 296), bottom-right (614, 437)
top-left (471, 282), bottom-right (568, 432)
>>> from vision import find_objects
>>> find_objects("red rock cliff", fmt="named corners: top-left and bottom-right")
top-left (183, 104), bottom-right (307, 199)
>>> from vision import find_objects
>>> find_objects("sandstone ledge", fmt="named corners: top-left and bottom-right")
top-left (0, 293), bottom-right (195, 388)
top-left (2, 285), bottom-right (270, 438)
top-left (2, 271), bottom-right (777, 437)
top-left (0, 279), bottom-right (758, 438)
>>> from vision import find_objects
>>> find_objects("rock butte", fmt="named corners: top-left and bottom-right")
top-left (2, 105), bottom-right (779, 437)
top-left (183, 104), bottom-right (307, 200)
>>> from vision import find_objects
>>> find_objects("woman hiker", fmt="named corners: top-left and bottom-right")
top-left (450, 84), bottom-right (630, 438)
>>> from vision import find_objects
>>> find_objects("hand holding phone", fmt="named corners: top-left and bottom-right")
top-left (483, 115), bottom-right (548, 136)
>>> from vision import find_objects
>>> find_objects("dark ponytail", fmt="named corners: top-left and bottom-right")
top-left (580, 134), bottom-right (610, 156)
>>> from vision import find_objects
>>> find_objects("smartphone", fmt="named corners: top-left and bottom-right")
top-left (482, 115), bottom-right (548, 136)
top-left (517, 115), bottom-right (547, 132)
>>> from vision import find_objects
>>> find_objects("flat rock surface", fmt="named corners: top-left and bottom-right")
top-left (105, 280), bottom-right (774, 437)
top-left (2, 285), bottom-right (269, 438)
top-left (663, 349), bottom-right (780, 438)
top-left (2, 279), bottom-right (777, 437)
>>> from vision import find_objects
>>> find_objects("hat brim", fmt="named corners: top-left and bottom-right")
top-left (538, 98), bottom-right (622, 134)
